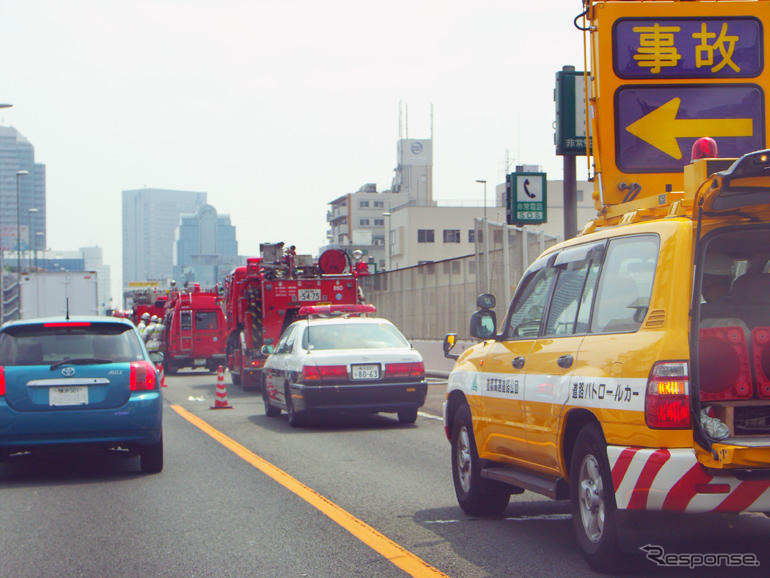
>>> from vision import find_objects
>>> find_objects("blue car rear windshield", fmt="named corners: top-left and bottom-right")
top-left (0, 323), bottom-right (145, 366)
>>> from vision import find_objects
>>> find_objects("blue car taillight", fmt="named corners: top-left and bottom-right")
top-left (130, 361), bottom-right (158, 391)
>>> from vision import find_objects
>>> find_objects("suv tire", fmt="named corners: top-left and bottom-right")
top-left (570, 423), bottom-right (622, 572)
top-left (451, 404), bottom-right (510, 516)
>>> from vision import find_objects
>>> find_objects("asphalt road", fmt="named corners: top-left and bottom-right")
top-left (2, 370), bottom-right (770, 577)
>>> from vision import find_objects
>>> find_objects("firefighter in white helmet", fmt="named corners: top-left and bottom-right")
top-left (137, 312), bottom-right (151, 336)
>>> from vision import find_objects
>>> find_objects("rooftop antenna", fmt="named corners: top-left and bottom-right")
top-left (430, 103), bottom-right (434, 140)
top-left (66, 297), bottom-right (70, 320)
top-left (398, 101), bottom-right (403, 139)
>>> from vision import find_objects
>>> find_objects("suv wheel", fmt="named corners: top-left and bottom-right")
top-left (140, 436), bottom-right (164, 474)
top-left (570, 423), bottom-right (622, 572)
top-left (263, 385), bottom-right (281, 417)
top-left (451, 404), bottom-right (509, 516)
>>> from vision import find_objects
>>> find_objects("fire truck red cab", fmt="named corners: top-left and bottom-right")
top-left (162, 284), bottom-right (227, 374)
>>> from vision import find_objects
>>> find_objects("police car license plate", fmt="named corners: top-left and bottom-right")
top-left (351, 364), bottom-right (380, 380)
top-left (298, 289), bottom-right (322, 301)
top-left (49, 386), bottom-right (88, 406)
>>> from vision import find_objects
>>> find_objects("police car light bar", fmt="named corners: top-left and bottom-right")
top-left (298, 304), bottom-right (376, 316)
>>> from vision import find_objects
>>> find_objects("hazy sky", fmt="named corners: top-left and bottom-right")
top-left (0, 0), bottom-right (587, 304)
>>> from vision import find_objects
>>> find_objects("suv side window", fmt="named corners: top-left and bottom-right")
top-left (544, 242), bottom-right (604, 336)
top-left (590, 235), bottom-right (659, 334)
top-left (505, 261), bottom-right (557, 339)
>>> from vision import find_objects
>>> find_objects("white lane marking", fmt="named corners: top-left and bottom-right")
top-left (418, 411), bottom-right (443, 421)
top-left (424, 514), bottom-right (571, 524)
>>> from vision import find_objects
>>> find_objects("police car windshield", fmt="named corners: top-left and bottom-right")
top-left (303, 322), bottom-right (409, 351)
top-left (0, 324), bottom-right (144, 366)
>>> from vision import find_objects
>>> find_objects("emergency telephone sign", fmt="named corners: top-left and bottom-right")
top-left (506, 173), bottom-right (547, 225)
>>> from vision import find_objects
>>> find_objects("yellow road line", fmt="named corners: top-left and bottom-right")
top-left (170, 404), bottom-right (447, 577)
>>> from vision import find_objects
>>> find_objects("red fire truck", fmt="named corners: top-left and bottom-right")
top-left (161, 284), bottom-right (227, 374)
top-left (129, 288), bottom-right (169, 325)
top-left (224, 243), bottom-right (359, 389)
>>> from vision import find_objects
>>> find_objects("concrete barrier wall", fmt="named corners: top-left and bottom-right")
top-left (361, 224), bottom-right (557, 341)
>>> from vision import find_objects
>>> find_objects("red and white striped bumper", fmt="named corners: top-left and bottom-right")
top-left (608, 446), bottom-right (770, 513)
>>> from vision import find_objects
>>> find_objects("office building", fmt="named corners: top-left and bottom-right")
top-left (0, 126), bottom-right (46, 260)
top-left (173, 203), bottom-right (241, 287)
top-left (122, 188), bottom-right (206, 287)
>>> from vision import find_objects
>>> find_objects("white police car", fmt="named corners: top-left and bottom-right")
top-left (262, 305), bottom-right (427, 427)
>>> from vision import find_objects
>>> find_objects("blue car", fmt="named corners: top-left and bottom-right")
top-left (0, 317), bottom-right (163, 473)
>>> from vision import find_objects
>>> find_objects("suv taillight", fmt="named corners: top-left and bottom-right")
top-left (645, 361), bottom-right (690, 429)
top-left (0, 366), bottom-right (5, 396)
top-left (301, 365), bottom-right (347, 383)
top-left (130, 361), bottom-right (158, 391)
top-left (384, 362), bottom-right (425, 379)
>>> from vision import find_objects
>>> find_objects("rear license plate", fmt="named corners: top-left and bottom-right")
top-left (351, 364), bottom-right (380, 380)
top-left (49, 386), bottom-right (88, 406)
top-left (298, 288), bottom-right (322, 301)
top-left (194, 358), bottom-right (206, 367)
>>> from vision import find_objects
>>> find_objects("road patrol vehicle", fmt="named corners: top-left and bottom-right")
top-left (443, 0), bottom-right (770, 571)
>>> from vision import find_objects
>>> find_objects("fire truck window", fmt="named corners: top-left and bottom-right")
top-left (195, 311), bottom-right (219, 330)
top-left (180, 311), bottom-right (192, 331)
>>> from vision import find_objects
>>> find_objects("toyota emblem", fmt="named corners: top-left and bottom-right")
top-left (61, 367), bottom-right (76, 377)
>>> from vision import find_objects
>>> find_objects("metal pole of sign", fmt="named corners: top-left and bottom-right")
top-left (563, 154), bottom-right (577, 240)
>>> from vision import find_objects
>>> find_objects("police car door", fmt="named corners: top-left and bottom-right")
top-left (521, 242), bottom-right (604, 472)
top-left (266, 324), bottom-right (300, 407)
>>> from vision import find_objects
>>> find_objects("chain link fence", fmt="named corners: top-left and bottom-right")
top-left (359, 221), bottom-right (558, 340)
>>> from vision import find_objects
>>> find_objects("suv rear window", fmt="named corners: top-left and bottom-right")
top-left (0, 323), bottom-right (144, 365)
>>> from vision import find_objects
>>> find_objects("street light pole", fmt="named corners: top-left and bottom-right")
top-left (27, 208), bottom-right (38, 271)
top-left (475, 179), bottom-right (487, 222)
top-left (475, 179), bottom-right (490, 292)
top-left (16, 170), bottom-right (29, 277)
top-left (382, 211), bottom-right (392, 271)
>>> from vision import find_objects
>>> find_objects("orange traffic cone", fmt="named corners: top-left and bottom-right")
top-left (211, 365), bottom-right (232, 409)
top-left (156, 363), bottom-right (167, 388)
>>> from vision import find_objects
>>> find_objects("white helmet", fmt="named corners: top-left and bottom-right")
top-left (141, 312), bottom-right (151, 321)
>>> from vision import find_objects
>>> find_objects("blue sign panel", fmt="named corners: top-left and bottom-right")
top-left (615, 84), bottom-right (764, 173)
top-left (614, 17), bottom-right (763, 78)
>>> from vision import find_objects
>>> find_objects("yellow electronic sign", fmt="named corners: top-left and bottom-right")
top-left (588, 1), bottom-right (770, 211)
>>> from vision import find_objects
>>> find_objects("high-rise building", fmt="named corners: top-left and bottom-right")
top-left (0, 126), bottom-right (46, 259)
top-left (173, 203), bottom-right (241, 287)
top-left (122, 188), bottom-right (206, 286)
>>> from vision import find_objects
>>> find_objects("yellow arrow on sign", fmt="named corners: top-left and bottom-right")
top-left (625, 97), bottom-right (753, 160)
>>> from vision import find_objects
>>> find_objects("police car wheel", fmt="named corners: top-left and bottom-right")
top-left (569, 423), bottom-right (622, 572)
top-left (397, 407), bottom-right (418, 424)
top-left (263, 386), bottom-right (280, 417)
top-left (285, 384), bottom-right (308, 427)
top-left (451, 404), bottom-right (510, 516)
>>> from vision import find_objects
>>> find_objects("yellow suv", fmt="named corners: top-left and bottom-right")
top-left (443, 150), bottom-right (770, 571)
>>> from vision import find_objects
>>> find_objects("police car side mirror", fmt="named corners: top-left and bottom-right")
top-left (260, 345), bottom-right (274, 355)
top-left (443, 333), bottom-right (459, 360)
top-left (470, 310), bottom-right (497, 340)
